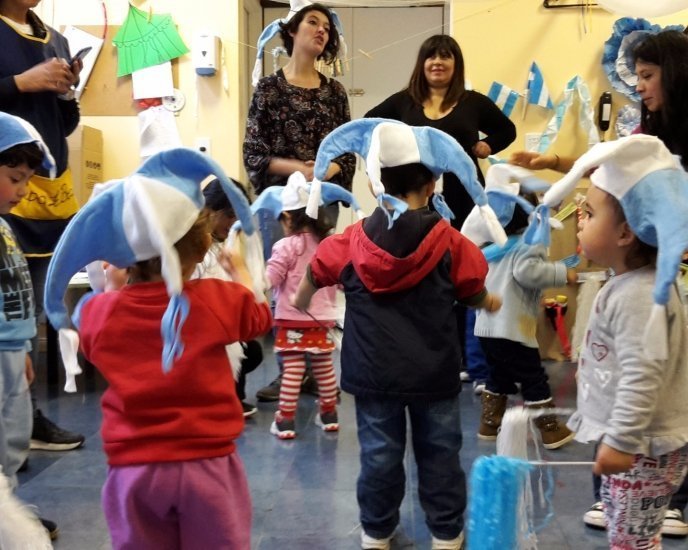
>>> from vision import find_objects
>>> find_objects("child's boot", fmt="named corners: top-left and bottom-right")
top-left (525, 398), bottom-right (575, 450)
top-left (478, 390), bottom-right (507, 440)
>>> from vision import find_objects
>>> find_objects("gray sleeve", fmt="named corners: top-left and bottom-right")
top-left (602, 286), bottom-right (666, 453)
top-left (512, 245), bottom-right (567, 290)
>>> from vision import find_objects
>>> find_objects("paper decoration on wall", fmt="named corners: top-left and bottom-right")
top-left (602, 18), bottom-right (684, 102)
top-left (113, 4), bottom-right (189, 77)
top-left (535, 75), bottom-right (599, 153)
top-left (487, 82), bottom-right (520, 117)
top-left (526, 62), bottom-right (553, 110)
top-left (138, 105), bottom-right (183, 159)
top-left (598, 0), bottom-right (688, 17)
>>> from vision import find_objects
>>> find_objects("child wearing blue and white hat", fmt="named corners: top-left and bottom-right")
top-left (461, 163), bottom-right (577, 450)
top-left (0, 111), bottom-right (57, 544)
top-left (251, 171), bottom-right (362, 439)
top-left (44, 148), bottom-right (272, 549)
top-left (532, 134), bottom-right (688, 549)
top-left (294, 118), bottom-right (504, 550)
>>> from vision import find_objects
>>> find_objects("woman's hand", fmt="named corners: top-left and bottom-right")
top-left (593, 443), bottom-right (634, 475)
top-left (14, 58), bottom-right (75, 94)
top-left (472, 141), bottom-right (492, 159)
top-left (510, 151), bottom-right (557, 170)
top-left (324, 162), bottom-right (341, 181)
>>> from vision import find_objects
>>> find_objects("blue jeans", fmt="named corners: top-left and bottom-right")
top-left (464, 309), bottom-right (488, 381)
top-left (354, 394), bottom-right (466, 540)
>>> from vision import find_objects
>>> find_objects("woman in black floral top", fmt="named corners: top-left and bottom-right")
top-left (243, 3), bottom-right (354, 195)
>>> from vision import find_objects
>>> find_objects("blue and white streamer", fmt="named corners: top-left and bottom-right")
top-left (536, 75), bottom-right (599, 154)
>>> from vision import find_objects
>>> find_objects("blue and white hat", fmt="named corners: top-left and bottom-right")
top-left (309, 118), bottom-right (507, 243)
top-left (0, 112), bottom-right (55, 177)
top-left (461, 163), bottom-right (560, 247)
top-left (251, 0), bottom-right (348, 87)
top-left (537, 134), bottom-right (687, 359)
top-left (45, 148), bottom-right (257, 391)
top-left (252, 170), bottom-right (364, 220)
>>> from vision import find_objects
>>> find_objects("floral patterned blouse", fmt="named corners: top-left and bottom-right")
top-left (243, 69), bottom-right (355, 194)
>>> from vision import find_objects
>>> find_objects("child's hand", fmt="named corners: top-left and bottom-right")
top-left (476, 292), bottom-right (502, 312)
top-left (25, 354), bottom-right (34, 385)
top-left (219, 239), bottom-right (252, 290)
top-left (593, 443), bottom-right (634, 475)
top-left (566, 268), bottom-right (578, 286)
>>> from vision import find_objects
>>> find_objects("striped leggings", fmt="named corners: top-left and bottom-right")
top-left (277, 351), bottom-right (337, 417)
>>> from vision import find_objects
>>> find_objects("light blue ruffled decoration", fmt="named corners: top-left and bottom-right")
top-left (602, 18), bottom-right (684, 102)
top-left (467, 456), bottom-right (534, 550)
top-left (615, 104), bottom-right (641, 137)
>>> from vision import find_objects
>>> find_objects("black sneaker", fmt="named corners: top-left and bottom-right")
top-left (301, 374), bottom-right (319, 396)
top-left (241, 401), bottom-right (257, 418)
top-left (40, 517), bottom-right (59, 540)
top-left (256, 375), bottom-right (281, 402)
top-left (315, 410), bottom-right (339, 432)
top-left (269, 413), bottom-right (296, 439)
top-left (31, 410), bottom-right (85, 451)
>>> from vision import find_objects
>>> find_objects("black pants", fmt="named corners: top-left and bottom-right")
top-left (478, 337), bottom-right (551, 402)
top-left (236, 340), bottom-right (263, 401)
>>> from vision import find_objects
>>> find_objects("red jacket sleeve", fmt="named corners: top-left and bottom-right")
top-left (448, 230), bottom-right (489, 305)
top-left (309, 228), bottom-right (352, 288)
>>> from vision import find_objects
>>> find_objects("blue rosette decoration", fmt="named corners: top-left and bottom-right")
top-left (602, 18), bottom-right (684, 102)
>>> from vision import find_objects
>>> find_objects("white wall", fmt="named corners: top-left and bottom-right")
top-left (36, 0), bottom-right (245, 182)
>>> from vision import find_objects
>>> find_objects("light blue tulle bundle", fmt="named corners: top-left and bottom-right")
top-left (467, 455), bottom-right (535, 550)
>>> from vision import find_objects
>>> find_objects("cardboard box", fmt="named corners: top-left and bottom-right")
top-left (67, 125), bottom-right (103, 206)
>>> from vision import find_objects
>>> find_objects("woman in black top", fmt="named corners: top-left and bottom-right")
top-left (366, 34), bottom-right (515, 228)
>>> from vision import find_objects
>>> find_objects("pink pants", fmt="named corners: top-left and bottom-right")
top-left (601, 446), bottom-right (688, 550)
top-left (102, 453), bottom-right (251, 550)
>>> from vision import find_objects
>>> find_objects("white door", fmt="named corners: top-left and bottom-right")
top-left (260, 6), bottom-right (445, 226)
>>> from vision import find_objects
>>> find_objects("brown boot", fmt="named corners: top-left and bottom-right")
top-left (525, 399), bottom-right (575, 450)
top-left (478, 390), bottom-right (508, 440)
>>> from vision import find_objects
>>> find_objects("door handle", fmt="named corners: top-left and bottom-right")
top-left (348, 88), bottom-right (365, 97)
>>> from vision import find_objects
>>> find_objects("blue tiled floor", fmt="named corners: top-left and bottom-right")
top-left (17, 346), bottom-right (687, 549)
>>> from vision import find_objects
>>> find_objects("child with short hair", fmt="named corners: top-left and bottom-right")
top-left (194, 178), bottom-right (264, 417)
top-left (0, 112), bottom-right (59, 541)
top-left (535, 135), bottom-right (688, 549)
top-left (294, 119), bottom-right (504, 550)
top-left (252, 171), bottom-right (361, 439)
top-left (43, 149), bottom-right (272, 549)
top-left (461, 163), bottom-right (577, 449)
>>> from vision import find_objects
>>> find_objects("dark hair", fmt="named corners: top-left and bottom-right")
top-left (280, 206), bottom-right (334, 241)
top-left (279, 3), bottom-right (339, 64)
top-left (408, 35), bottom-right (466, 112)
top-left (503, 192), bottom-right (538, 236)
top-left (202, 177), bottom-right (250, 217)
top-left (129, 210), bottom-right (212, 282)
top-left (0, 143), bottom-right (44, 170)
top-left (633, 30), bottom-right (688, 167)
top-left (606, 192), bottom-right (657, 268)
top-left (380, 163), bottom-right (434, 197)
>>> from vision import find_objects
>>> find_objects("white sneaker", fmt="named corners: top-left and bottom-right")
top-left (460, 371), bottom-right (471, 382)
top-left (361, 530), bottom-right (392, 549)
top-left (662, 508), bottom-right (688, 537)
top-left (431, 531), bottom-right (464, 549)
top-left (582, 501), bottom-right (606, 529)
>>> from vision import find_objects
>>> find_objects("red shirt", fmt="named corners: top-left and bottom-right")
top-left (79, 279), bottom-right (272, 466)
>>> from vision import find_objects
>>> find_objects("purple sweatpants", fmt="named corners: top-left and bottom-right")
top-left (102, 453), bottom-right (251, 550)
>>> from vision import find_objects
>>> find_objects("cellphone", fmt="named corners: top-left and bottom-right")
top-left (70, 46), bottom-right (92, 65)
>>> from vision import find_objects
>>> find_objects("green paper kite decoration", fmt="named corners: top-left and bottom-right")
top-left (113, 4), bottom-right (189, 77)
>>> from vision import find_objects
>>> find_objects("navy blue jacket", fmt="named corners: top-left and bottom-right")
top-left (309, 207), bottom-right (488, 400)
